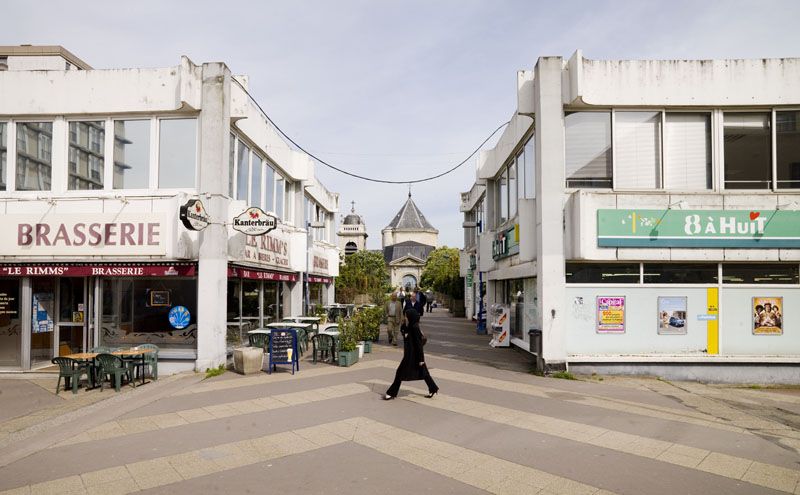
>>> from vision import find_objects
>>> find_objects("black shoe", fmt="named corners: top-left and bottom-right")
top-left (425, 391), bottom-right (438, 398)
top-left (382, 394), bottom-right (395, 400)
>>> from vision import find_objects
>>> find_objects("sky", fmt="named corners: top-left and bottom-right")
top-left (4, 0), bottom-right (800, 248)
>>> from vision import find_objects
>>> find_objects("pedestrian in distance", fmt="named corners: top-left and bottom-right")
top-left (425, 290), bottom-right (433, 313)
top-left (416, 287), bottom-right (427, 316)
top-left (384, 292), bottom-right (402, 346)
top-left (383, 308), bottom-right (438, 400)
top-left (403, 290), bottom-right (414, 311)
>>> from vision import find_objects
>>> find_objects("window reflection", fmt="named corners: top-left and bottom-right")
top-left (68, 121), bottom-right (105, 190)
top-left (16, 122), bottom-right (53, 191)
top-left (113, 120), bottom-right (150, 189)
top-left (158, 119), bottom-right (196, 188)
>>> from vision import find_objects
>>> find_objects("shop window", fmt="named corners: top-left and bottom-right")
top-left (777, 111), bottom-right (800, 189)
top-left (236, 141), bottom-right (249, 201)
top-left (643, 264), bottom-right (718, 284)
top-left (664, 113), bottom-right (712, 190)
top-left (250, 153), bottom-right (262, 208)
top-left (16, 122), bottom-right (53, 191)
top-left (0, 279), bottom-right (21, 367)
top-left (724, 112), bottom-right (771, 189)
top-left (226, 280), bottom-right (243, 347)
top-left (614, 112), bottom-right (662, 189)
top-left (68, 121), bottom-right (105, 190)
top-left (565, 263), bottom-right (639, 283)
top-left (101, 278), bottom-right (198, 350)
top-left (0, 122), bottom-right (7, 190)
top-left (565, 112), bottom-right (612, 188)
top-left (158, 118), bottom-right (196, 188)
top-left (722, 264), bottom-right (799, 284)
top-left (113, 120), bottom-right (150, 189)
top-left (241, 280), bottom-right (260, 328)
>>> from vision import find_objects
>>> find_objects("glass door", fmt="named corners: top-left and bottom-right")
top-left (57, 278), bottom-right (86, 356)
top-left (0, 279), bottom-right (21, 367)
top-left (30, 278), bottom-right (56, 366)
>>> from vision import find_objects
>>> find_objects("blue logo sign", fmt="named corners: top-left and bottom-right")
top-left (168, 306), bottom-right (191, 329)
top-left (696, 314), bottom-right (718, 321)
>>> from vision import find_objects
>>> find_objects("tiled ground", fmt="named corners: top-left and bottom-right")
top-left (1, 312), bottom-right (799, 495)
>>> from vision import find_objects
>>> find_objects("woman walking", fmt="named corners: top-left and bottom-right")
top-left (383, 308), bottom-right (439, 400)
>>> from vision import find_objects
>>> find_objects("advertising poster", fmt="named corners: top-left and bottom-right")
top-left (597, 296), bottom-right (625, 333)
top-left (753, 297), bottom-right (783, 335)
top-left (32, 293), bottom-right (54, 334)
top-left (658, 296), bottom-right (688, 335)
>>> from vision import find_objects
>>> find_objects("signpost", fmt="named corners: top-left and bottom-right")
top-left (179, 199), bottom-right (210, 231)
top-left (597, 209), bottom-right (800, 248)
top-left (268, 328), bottom-right (299, 374)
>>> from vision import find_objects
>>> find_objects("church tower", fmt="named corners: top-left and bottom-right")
top-left (337, 201), bottom-right (368, 256)
top-left (382, 192), bottom-right (439, 290)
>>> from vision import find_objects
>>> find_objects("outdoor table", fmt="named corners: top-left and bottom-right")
top-left (112, 348), bottom-right (155, 387)
top-left (62, 352), bottom-right (100, 388)
top-left (248, 328), bottom-right (271, 334)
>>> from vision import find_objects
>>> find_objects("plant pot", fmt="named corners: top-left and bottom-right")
top-left (233, 347), bottom-right (264, 375)
top-left (363, 341), bottom-right (372, 353)
top-left (338, 349), bottom-right (360, 367)
top-left (357, 343), bottom-right (365, 358)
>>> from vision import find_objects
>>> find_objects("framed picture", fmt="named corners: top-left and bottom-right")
top-left (149, 290), bottom-right (171, 307)
top-left (596, 296), bottom-right (625, 333)
top-left (753, 297), bottom-right (783, 335)
top-left (72, 311), bottom-right (84, 323)
top-left (657, 296), bottom-right (687, 335)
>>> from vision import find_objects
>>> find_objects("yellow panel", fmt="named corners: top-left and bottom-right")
top-left (707, 288), bottom-right (719, 355)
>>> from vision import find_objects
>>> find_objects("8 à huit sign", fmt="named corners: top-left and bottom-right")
top-left (598, 209), bottom-right (800, 248)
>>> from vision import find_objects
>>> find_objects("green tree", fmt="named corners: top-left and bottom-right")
top-left (420, 247), bottom-right (464, 300)
top-left (335, 250), bottom-right (390, 304)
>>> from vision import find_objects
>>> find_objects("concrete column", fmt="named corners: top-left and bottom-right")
top-left (533, 56), bottom-right (567, 367)
top-left (324, 282), bottom-right (335, 305)
top-left (287, 281), bottom-right (303, 317)
top-left (195, 62), bottom-right (231, 372)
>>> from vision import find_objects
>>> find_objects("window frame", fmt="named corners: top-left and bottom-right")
top-left (156, 116), bottom-right (199, 191)
top-left (720, 109), bottom-right (774, 191)
top-left (775, 108), bottom-right (800, 191)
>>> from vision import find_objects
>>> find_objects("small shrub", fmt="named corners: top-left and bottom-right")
top-left (205, 364), bottom-right (226, 379)
top-left (550, 371), bottom-right (576, 380)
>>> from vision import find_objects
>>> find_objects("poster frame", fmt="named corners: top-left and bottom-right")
top-left (596, 295), bottom-right (626, 334)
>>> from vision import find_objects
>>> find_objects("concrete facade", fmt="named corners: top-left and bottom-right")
top-left (461, 50), bottom-right (800, 378)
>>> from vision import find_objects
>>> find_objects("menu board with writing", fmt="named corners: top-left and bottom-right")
top-left (268, 329), bottom-right (298, 374)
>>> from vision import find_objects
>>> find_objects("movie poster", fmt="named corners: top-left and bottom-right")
top-left (597, 296), bottom-right (625, 333)
top-left (753, 297), bottom-right (783, 335)
top-left (658, 296), bottom-right (687, 335)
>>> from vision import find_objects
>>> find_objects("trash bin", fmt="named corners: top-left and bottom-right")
top-left (528, 328), bottom-right (544, 372)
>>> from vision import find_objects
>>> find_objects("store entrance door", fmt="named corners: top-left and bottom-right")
top-left (30, 278), bottom-right (56, 366)
top-left (57, 278), bottom-right (87, 356)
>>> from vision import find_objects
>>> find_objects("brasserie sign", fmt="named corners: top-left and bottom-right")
top-left (598, 209), bottom-right (800, 248)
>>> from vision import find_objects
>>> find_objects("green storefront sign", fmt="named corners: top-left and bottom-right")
top-left (597, 209), bottom-right (800, 248)
top-left (493, 225), bottom-right (520, 259)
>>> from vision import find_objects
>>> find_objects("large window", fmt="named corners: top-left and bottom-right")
top-left (724, 112), bottom-right (771, 189)
top-left (236, 140), bottom-right (249, 201)
top-left (275, 175), bottom-right (285, 220)
top-left (722, 264), bottom-right (799, 284)
top-left (250, 153), bottom-right (262, 208)
top-left (565, 112), bottom-right (612, 188)
top-left (101, 278), bottom-right (197, 350)
top-left (264, 163), bottom-right (275, 212)
top-left (508, 160), bottom-right (517, 219)
top-left (16, 122), bottom-right (53, 191)
top-left (614, 112), bottom-right (661, 189)
top-left (113, 120), bottom-right (150, 189)
top-left (158, 118), bottom-right (196, 188)
top-left (643, 264), bottom-right (718, 284)
top-left (498, 168), bottom-right (508, 225)
top-left (524, 136), bottom-right (535, 198)
top-left (565, 263), bottom-right (640, 283)
top-left (0, 122), bottom-right (6, 191)
top-left (664, 113), bottom-right (712, 190)
top-left (777, 111), bottom-right (800, 189)
top-left (68, 121), bottom-right (105, 190)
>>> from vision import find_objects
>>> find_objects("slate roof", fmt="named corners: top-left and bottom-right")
top-left (383, 240), bottom-right (435, 265)
top-left (384, 194), bottom-right (437, 231)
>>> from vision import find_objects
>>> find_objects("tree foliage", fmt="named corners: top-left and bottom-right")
top-left (335, 250), bottom-right (390, 304)
top-left (420, 247), bottom-right (464, 299)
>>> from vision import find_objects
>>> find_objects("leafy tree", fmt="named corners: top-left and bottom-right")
top-left (421, 247), bottom-right (464, 300)
top-left (335, 250), bottom-right (390, 304)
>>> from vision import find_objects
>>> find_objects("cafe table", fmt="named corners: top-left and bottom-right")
top-left (62, 348), bottom-right (155, 388)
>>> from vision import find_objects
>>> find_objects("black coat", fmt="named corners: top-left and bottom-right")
top-left (395, 310), bottom-right (427, 381)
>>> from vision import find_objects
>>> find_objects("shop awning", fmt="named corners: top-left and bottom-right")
top-left (307, 275), bottom-right (333, 284)
top-left (228, 265), bottom-right (298, 282)
top-left (0, 262), bottom-right (197, 277)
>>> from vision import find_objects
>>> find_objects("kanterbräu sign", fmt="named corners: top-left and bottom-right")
top-left (597, 209), bottom-right (800, 248)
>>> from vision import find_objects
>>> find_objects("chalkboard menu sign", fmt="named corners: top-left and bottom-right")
top-left (268, 328), bottom-right (299, 374)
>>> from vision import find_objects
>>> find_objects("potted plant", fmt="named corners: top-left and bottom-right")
top-left (314, 304), bottom-right (328, 325)
top-left (337, 317), bottom-right (359, 367)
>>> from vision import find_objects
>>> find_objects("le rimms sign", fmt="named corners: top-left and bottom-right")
top-left (598, 209), bottom-right (800, 248)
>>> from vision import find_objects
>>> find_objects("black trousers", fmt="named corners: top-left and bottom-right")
top-left (386, 366), bottom-right (438, 397)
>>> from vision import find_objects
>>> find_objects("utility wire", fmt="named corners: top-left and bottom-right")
top-left (232, 78), bottom-right (509, 184)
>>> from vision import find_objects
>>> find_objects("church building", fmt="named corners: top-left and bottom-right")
top-left (382, 193), bottom-right (439, 290)
top-left (337, 202), bottom-right (368, 256)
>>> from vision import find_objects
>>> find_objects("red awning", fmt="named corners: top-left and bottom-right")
top-left (307, 275), bottom-right (332, 284)
top-left (0, 263), bottom-right (197, 277)
top-left (228, 266), bottom-right (298, 282)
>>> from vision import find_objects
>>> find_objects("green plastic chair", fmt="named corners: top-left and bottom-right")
top-left (95, 353), bottom-right (132, 392)
top-left (297, 329), bottom-right (307, 355)
top-left (136, 344), bottom-right (159, 380)
top-left (248, 332), bottom-right (269, 351)
top-left (311, 334), bottom-right (334, 364)
top-left (51, 357), bottom-right (90, 395)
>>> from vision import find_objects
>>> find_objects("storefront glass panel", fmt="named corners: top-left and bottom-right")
top-left (643, 264), bottom-right (718, 284)
top-left (565, 263), bottom-right (640, 284)
top-left (58, 278), bottom-right (84, 355)
top-left (722, 264), bottom-right (800, 284)
top-left (241, 280), bottom-right (260, 330)
top-left (31, 278), bottom-right (55, 365)
top-left (264, 282), bottom-right (280, 324)
top-left (0, 279), bottom-right (21, 367)
top-left (101, 278), bottom-right (197, 349)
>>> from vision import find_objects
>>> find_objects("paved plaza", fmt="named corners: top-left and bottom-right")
top-left (1, 311), bottom-right (800, 494)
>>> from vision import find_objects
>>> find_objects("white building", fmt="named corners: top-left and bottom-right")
top-left (382, 193), bottom-right (438, 289)
top-left (337, 202), bottom-right (368, 256)
top-left (0, 45), bottom-right (340, 374)
top-left (461, 50), bottom-right (800, 382)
